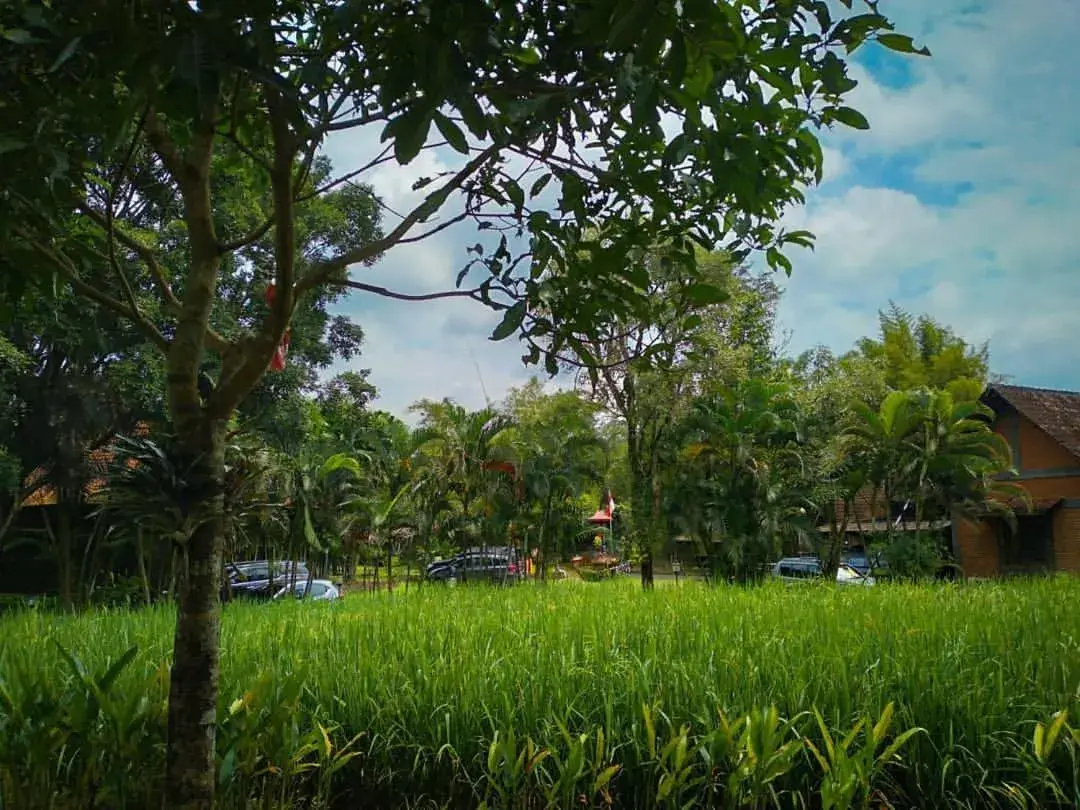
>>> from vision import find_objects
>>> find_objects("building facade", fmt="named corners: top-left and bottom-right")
top-left (953, 385), bottom-right (1080, 577)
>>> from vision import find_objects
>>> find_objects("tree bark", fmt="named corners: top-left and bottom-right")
top-left (165, 417), bottom-right (227, 810)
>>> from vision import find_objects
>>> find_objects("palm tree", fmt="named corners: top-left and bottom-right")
top-left (843, 390), bottom-right (925, 530)
top-left (279, 451), bottom-right (365, 591)
top-left (410, 400), bottom-right (515, 553)
top-left (844, 388), bottom-right (1026, 576)
top-left (676, 379), bottom-right (802, 582)
top-left (909, 390), bottom-right (1027, 527)
top-left (501, 428), bottom-right (603, 577)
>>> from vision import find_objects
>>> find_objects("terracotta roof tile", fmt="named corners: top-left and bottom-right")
top-left (986, 384), bottom-right (1080, 460)
top-left (19, 421), bottom-right (154, 507)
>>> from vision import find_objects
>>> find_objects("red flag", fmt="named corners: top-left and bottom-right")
top-left (264, 284), bottom-right (290, 371)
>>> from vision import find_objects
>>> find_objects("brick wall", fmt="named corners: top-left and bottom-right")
top-left (955, 518), bottom-right (999, 577)
top-left (1054, 508), bottom-right (1080, 573)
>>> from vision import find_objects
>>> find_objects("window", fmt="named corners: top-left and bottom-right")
top-left (308, 582), bottom-right (328, 598)
top-left (778, 561), bottom-right (819, 579)
top-left (999, 514), bottom-right (1053, 572)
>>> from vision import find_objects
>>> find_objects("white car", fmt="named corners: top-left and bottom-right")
top-left (273, 579), bottom-right (341, 601)
top-left (772, 557), bottom-right (876, 587)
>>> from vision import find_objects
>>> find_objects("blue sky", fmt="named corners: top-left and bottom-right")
top-left (324, 0), bottom-right (1080, 420)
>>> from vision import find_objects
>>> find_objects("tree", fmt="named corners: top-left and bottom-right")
top-left (501, 381), bottom-right (605, 569)
top-left (672, 378), bottom-right (801, 582)
top-left (905, 390), bottom-right (1019, 528)
top-left (568, 250), bottom-right (781, 586)
top-left (843, 388), bottom-right (1019, 577)
top-left (410, 399), bottom-right (515, 556)
top-left (844, 391), bottom-right (925, 526)
top-left (847, 304), bottom-right (990, 402)
top-left (0, 1), bottom-right (924, 804)
top-left (784, 346), bottom-right (886, 575)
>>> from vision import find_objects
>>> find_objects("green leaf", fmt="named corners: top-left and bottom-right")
top-left (782, 229), bottom-right (816, 249)
top-left (97, 646), bottom-right (139, 693)
top-left (829, 106), bottom-right (870, 130)
top-left (504, 179), bottom-right (524, 211)
top-left (219, 748), bottom-right (237, 786)
top-left (510, 47), bottom-right (540, 65)
top-left (48, 37), bottom-right (81, 72)
top-left (2, 29), bottom-right (34, 45)
top-left (491, 301), bottom-right (526, 341)
top-left (530, 173), bottom-right (553, 198)
top-left (0, 137), bottom-right (26, 156)
top-left (877, 33), bottom-right (931, 56)
top-left (391, 106), bottom-right (433, 165)
top-left (766, 247), bottom-right (793, 275)
top-left (684, 283), bottom-right (728, 305)
top-left (433, 111), bottom-right (469, 155)
top-left (457, 94), bottom-right (489, 138)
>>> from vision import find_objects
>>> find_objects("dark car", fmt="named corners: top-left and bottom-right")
top-left (225, 560), bottom-right (309, 600)
top-left (426, 547), bottom-right (522, 585)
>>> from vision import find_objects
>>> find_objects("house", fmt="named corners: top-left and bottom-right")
top-left (953, 384), bottom-right (1080, 577)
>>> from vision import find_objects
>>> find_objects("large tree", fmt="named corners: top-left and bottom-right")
top-left (567, 250), bottom-right (781, 586)
top-left (0, 0), bottom-right (924, 805)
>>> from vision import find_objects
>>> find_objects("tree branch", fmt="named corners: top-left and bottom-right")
top-left (206, 72), bottom-right (298, 418)
top-left (218, 216), bottom-right (276, 253)
top-left (294, 145), bottom-right (499, 297)
top-left (295, 144), bottom-right (396, 202)
top-left (15, 227), bottom-right (169, 352)
top-left (343, 281), bottom-right (488, 303)
top-left (396, 212), bottom-right (470, 246)
top-left (143, 111), bottom-right (185, 179)
top-left (77, 204), bottom-right (231, 355)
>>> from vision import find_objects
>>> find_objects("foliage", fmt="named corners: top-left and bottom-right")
top-left (847, 304), bottom-right (990, 404)
top-left (3, 579), bottom-right (1080, 808)
top-left (669, 378), bottom-right (803, 581)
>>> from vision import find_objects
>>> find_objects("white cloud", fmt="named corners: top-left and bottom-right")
top-left (331, 297), bottom-right (543, 421)
top-left (772, 0), bottom-right (1080, 390)
top-left (819, 146), bottom-right (849, 185)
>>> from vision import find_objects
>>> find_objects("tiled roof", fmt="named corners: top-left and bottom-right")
top-left (20, 421), bottom-right (152, 507)
top-left (985, 384), bottom-right (1080, 460)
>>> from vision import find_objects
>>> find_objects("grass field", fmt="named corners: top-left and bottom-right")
top-left (2, 578), bottom-right (1080, 808)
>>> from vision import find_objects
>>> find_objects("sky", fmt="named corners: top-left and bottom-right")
top-left (323, 0), bottom-right (1080, 421)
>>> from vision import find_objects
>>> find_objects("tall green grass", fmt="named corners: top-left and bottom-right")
top-left (2, 578), bottom-right (1080, 808)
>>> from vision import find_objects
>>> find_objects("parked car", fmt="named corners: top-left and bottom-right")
top-left (225, 560), bottom-right (309, 600)
top-left (772, 557), bottom-right (875, 586)
top-left (426, 547), bottom-right (522, 584)
top-left (273, 579), bottom-right (340, 601)
top-left (841, 552), bottom-right (888, 576)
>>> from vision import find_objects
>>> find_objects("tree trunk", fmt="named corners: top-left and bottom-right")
top-left (135, 527), bottom-right (153, 606)
top-left (43, 507), bottom-right (75, 610)
top-left (640, 553), bottom-right (654, 589)
top-left (165, 417), bottom-right (227, 810)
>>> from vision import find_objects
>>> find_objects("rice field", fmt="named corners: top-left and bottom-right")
top-left (2, 577), bottom-right (1080, 808)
